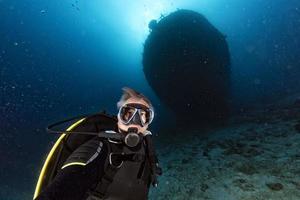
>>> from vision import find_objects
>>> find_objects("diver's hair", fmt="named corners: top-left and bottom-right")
top-left (117, 87), bottom-right (153, 110)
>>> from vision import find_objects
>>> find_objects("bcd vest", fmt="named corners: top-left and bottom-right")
top-left (63, 136), bottom-right (153, 200)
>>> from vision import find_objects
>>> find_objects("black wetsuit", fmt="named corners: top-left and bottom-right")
top-left (35, 136), bottom-right (154, 200)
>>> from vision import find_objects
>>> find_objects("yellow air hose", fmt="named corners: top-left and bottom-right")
top-left (33, 118), bottom-right (86, 199)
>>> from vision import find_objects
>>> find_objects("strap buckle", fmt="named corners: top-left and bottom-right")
top-left (109, 153), bottom-right (123, 168)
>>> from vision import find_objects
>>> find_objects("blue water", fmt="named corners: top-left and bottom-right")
top-left (1, 0), bottom-right (300, 199)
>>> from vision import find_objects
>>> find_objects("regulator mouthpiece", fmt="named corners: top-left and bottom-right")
top-left (124, 128), bottom-right (141, 147)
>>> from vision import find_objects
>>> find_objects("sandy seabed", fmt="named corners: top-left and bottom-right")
top-left (150, 99), bottom-right (300, 200)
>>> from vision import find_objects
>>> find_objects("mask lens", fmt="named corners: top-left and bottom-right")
top-left (120, 106), bottom-right (136, 123)
top-left (139, 108), bottom-right (153, 125)
top-left (139, 110), bottom-right (147, 124)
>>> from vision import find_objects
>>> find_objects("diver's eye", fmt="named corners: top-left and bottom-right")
top-left (120, 106), bottom-right (136, 122)
top-left (124, 110), bottom-right (134, 120)
top-left (140, 110), bottom-right (146, 116)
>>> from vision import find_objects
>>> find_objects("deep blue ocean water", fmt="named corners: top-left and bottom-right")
top-left (1, 0), bottom-right (300, 199)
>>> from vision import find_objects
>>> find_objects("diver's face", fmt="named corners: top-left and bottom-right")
top-left (117, 97), bottom-right (150, 134)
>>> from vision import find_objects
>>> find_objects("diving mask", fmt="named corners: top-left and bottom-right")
top-left (118, 103), bottom-right (154, 127)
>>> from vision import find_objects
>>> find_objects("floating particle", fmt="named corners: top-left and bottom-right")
top-left (254, 78), bottom-right (261, 85)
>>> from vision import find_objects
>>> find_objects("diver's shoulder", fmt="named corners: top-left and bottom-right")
top-left (143, 130), bottom-right (152, 136)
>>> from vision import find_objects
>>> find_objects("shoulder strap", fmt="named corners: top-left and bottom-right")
top-left (86, 141), bottom-right (123, 200)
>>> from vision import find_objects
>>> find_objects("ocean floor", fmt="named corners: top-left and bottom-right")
top-left (150, 99), bottom-right (300, 200)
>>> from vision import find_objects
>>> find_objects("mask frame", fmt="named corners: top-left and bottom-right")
top-left (117, 103), bottom-right (154, 127)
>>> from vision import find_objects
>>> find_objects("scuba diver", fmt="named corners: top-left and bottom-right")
top-left (34, 87), bottom-right (162, 200)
